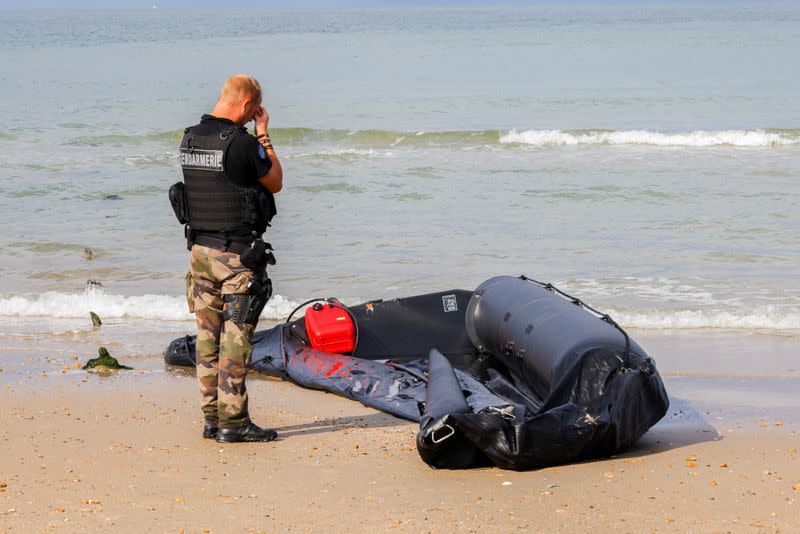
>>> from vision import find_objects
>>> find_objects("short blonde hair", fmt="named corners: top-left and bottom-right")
top-left (219, 74), bottom-right (262, 104)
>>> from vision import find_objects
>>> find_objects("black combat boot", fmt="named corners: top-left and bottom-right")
top-left (216, 422), bottom-right (278, 443)
top-left (203, 420), bottom-right (218, 439)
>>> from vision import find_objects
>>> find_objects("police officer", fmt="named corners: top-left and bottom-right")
top-left (176, 74), bottom-right (283, 443)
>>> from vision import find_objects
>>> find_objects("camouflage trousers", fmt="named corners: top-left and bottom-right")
top-left (186, 245), bottom-right (264, 429)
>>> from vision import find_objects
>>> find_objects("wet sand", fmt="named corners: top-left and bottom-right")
top-left (1, 327), bottom-right (799, 533)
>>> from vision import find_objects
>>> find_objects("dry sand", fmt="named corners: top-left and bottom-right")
top-left (1, 329), bottom-right (799, 533)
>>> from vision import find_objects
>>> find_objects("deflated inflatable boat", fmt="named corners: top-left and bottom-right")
top-left (164, 275), bottom-right (669, 470)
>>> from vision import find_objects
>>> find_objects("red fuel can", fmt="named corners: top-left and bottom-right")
top-left (304, 303), bottom-right (356, 354)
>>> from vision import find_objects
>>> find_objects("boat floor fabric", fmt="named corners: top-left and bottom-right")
top-left (164, 324), bottom-right (668, 470)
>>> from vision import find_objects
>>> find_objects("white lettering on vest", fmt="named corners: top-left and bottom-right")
top-left (179, 148), bottom-right (224, 171)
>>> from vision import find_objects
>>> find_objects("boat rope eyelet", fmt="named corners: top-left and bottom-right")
top-left (431, 424), bottom-right (455, 444)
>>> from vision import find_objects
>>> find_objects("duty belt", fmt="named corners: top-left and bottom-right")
top-left (191, 233), bottom-right (252, 255)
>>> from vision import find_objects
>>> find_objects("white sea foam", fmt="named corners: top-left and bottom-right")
top-left (1, 289), bottom-right (798, 331)
top-left (498, 129), bottom-right (800, 147)
top-left (0, 288), bottom-right (302, 322)
top-left (292, 148), bottom-right (384, 158)
top-left (610, 307), bottom-right (800, 330)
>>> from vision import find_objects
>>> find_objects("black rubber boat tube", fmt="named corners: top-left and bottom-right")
top-left (465, 275), bottom-right (646, 403)
top-left (416, 348), bottom-right (482, 468)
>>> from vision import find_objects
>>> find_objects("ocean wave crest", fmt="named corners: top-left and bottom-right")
top-left (0, 289), bottom-right (798, 331)
top-left (60, 127), bottom-right (800, 150)
top-left (292, 148), bottom-right (384, 159)
top-left (499, 129), bottom-right (800, 147)
top-left (610, 307), bottom-right (800, 330)
top-left (0, 288), bottom-right (302, 322)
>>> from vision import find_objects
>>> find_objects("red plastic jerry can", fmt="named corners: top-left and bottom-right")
top-left (304, 302), bottom-right (356, 354)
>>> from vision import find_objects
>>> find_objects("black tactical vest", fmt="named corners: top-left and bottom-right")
top-left (179, 122), bottom-right (263, 235)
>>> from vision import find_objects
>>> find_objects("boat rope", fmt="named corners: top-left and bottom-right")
top-left (519, 275), bottom-right (631, 368)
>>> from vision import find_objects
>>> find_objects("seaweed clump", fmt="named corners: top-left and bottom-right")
top-left (83, 347), bottom-right (133, 375)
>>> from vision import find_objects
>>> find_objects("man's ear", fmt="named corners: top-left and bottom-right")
top-left (239, 98), bottom-right (251, 121)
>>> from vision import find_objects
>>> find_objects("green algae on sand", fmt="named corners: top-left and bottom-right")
top-left (83, 347), bottom-right (132, 375)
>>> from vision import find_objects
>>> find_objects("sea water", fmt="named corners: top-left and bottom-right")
top-left (0, 4), bottom-right (798, 334)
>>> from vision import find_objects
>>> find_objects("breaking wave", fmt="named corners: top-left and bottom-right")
top-left (610, 307), bottom-right (800, 330)
top-left (0, 288), bottom-right (301, 322)
top-left (62, 127), bottom-right (800, 150)
top-left (499, 129), bottom-right (800, 147)
top-left (0, 288), bottom-right (798, 331)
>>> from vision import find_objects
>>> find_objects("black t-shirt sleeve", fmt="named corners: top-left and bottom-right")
top-left (224, 134), bottom-right (272, 187)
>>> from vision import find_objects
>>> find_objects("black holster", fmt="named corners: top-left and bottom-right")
top-left (222, 277), bottom-right (273, 326)
top-left (184, 224), bottom-right (194, 251)
top-left (169, 182), bottom-right (190, 224)
top-left (240, 238), bottom-right (276, 271)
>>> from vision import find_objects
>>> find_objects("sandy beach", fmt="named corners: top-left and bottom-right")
top-left (1, 327), bottom-right (798, 533)
top-left (2, 4), bottom-right (800, 533)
